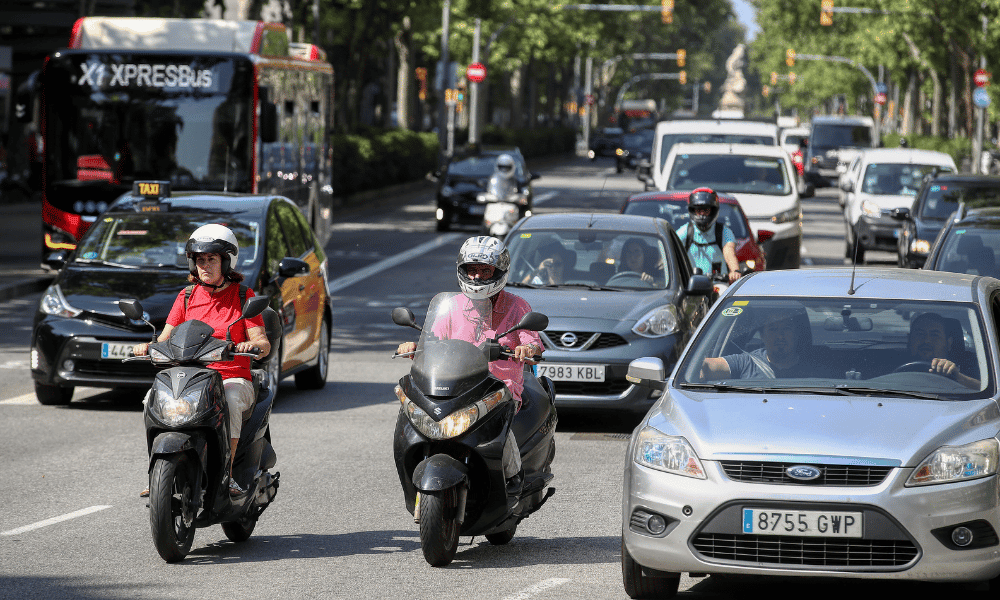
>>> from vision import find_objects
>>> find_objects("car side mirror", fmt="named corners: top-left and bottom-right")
top-left (530, 172), bottom-right (541, 181)
top-left (757, 230), bottom-right (775, 244)
top-left (42, 251), bottom-right (68, 272)
top-left (277, 257), bottom-right (310, 278)
top-left (841, 179), bottom-right (854, 193)
top-left (890, 207), bottom-right (912, 221)
top-left (686, 274), bottom-right (713, 296)
top-left (800, 182), bottom-right (815, 198)
top-left (626, 357), bottom-right (666, 390)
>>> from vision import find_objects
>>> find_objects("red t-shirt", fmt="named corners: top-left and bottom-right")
top-left (166, 284), bottom-right (265, 380)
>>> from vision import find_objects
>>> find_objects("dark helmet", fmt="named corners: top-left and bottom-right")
top-left (688, 187), bottom-right (720, 232)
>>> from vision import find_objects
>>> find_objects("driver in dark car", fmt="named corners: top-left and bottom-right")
top-left (906, 312), bottom-right (979, 389)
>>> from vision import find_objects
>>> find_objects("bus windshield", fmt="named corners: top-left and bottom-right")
top-left (42, 53), bottom-right (254, 214)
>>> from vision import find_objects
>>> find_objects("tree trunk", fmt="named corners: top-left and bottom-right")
top-left (949, 41), bottom-right (958, 138)
top-left (394, 17), bottom-right (412, 130)
top-left (902, 70), bottom-right (916, 136)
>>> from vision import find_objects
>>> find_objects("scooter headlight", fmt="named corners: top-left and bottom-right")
top-left (149, 380), bottom-right (202, 426)
top-left (396, 385), bottom-right (507, 440)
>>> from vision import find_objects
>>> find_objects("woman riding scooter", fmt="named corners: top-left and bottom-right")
top-left (134, 224), bottom-right (270, 497)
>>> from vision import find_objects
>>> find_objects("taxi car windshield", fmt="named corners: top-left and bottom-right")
top-left (676, 297), bottom-right (992, 399)
top-left (506, 230), bottom-right (671, 290)
top-left (76, 213), bottom-right (262, 269)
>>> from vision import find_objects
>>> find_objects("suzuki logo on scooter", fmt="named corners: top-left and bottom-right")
top-left (560, 332), bottom-right (578, 347)
top-left (434, 407), bottom-right (443, 415)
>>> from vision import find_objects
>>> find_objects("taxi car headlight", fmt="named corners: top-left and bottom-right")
top-left (909, 239), bottom-right (931, 255)
top-left (149, 380), bottom-right (202, 426)
top-left (396, 385), bottom-right (507, 440)
top-left (771, 206), bottom-right (801, 224)
top-left (634, 427), bottom-right (706, 479)
top-left (861, 199), bottom-right (882, 219)
top-left (39, 284), bottom-right (82, 318)
top-left (633, 305), bottom-right (679, 337)
top-left (906, 439), bottom-right (999, 486)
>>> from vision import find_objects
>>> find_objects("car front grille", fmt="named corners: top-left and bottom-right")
top-left (720, 461), bottom-right (893, 486)
top-left (691, 533), bottom-right (918, 568)
top-left (74, 359), bottom-right (160, 379)
top-left (542, 330), bottom-right (628, 351)
top-left (552, 379), bottom-right (631, 396)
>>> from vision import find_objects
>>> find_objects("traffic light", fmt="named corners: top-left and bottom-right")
top-left (661, 0), bottom-right (673, 23)
top-left (770, 72), bottom-right (778, 85)
top-left (677, 49), bottom-right (686, 68)
top-left (821, 0), bottom-right (833, 25)
top-left (786, 49), bottom-right (795, 67)
top-left (788, 72), bottom-right (797, 85)
top-left (762, 85), bottom-right (770, 98)
top-left (679, 70), bottom-right (686, 85)
top-left (703, 80), bottom-right (712, 93)
top-left (456, 81), bottom-right (466, 102)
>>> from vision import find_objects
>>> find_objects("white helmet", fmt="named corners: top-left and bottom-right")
top-left (185, 224), bottom-right (239, 280)
top-left (495, 154), bottom-right (516, 180)
top-left (457, 236), bottom-right (510, 300)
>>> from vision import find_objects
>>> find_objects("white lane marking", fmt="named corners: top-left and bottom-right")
top-left (1, 505), bottom-right (112, 536)
top-left (327, 234), bottom-right (461, 294)
top-left (0, 393), bottom-right (37, 405)
top-left (502, 578), bottom-right (571, 600)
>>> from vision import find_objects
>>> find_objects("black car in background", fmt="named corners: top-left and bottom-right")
top-left (614, 128), bottom-right (656, 173)
top-left (30, 188), bottom-right (332, 405)
top-left (923, 206), bottom-right (1000, 277)
top-left (433, 147), bottom-right (539, 231)
top-left (892, 174), bottom-right (1000, 268)
top-left (588, 127), bottom-right (624, 160)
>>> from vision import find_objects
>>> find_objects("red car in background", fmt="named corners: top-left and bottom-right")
top-left (620, 191), bottom-right (768, 272)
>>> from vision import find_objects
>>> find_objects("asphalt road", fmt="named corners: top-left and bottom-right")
top-left (0, 157), bottom-right (944, 600)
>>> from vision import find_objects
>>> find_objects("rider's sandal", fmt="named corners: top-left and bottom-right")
top-left (228, 477), bottom-right (245, 497)
top-left (139, 486), bottom-right (150, 498)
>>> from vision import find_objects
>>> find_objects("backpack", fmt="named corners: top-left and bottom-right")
top-left (183, 284), bottom-right (249, 343)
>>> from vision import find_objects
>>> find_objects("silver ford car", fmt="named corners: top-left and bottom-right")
top-left (621, 268), bottom-right (1000, 597)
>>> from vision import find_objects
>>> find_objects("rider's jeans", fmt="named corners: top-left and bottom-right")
top-left (502, 430), bottom-right (522, 478)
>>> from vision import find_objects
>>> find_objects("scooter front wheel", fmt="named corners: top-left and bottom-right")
top-left (149, 454), bottom-right (198, 562)
top-left (418, 488), bottom-right (460, 567)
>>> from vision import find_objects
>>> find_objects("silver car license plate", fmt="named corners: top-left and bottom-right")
top-left (742, 508), bottom-right (862, 538)
top-left (537, 363), bottom-right (605, 382)
top-left (101, 342), bottom-right (132, 359)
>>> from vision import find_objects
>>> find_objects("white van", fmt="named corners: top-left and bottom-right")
top-left (660, 142), bottom-right (805, 269)
top-left (641, 119), bottom-right (779, 191)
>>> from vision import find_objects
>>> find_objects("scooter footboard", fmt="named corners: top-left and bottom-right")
top-left (413, 454), bottom-right (470, 492)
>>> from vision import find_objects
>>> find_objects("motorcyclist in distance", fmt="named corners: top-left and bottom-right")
top-left (677, 187), bottom-right (742, 283)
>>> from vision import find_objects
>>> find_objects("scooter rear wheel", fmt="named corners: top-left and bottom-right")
top-left (485, 524), bottom-right (516, 545)
top-left (149, 454), bottom-right (197, 562)
top-left (222, 515), bottom-right (257, 543)
top-left (418, 488), bottom-right (460, 567)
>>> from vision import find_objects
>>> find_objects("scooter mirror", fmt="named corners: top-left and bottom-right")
top-left (118, 299), bottom-right (145, 321)
top-left (392, 307), bottom-right (420, 330)
top-left (500, 311), bottom-right (548, 338)
top-left (241, 295), bottom-right (270, 320)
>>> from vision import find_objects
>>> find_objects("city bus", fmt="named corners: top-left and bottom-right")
top-left (34, 17), bottom-right (334, 261)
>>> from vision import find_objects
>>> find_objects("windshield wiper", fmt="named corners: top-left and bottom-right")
top-left (75, 258), bottom-right (135, 268)
top-left (548, 283), bottom-right (621, 291)
top-left (678, 382), bottom-right (769, 393)
top-left (507, 281), bottom-right (540, 289)
top-left (830, 385), bottom-right (942, 400)
top-left (679, 383), bottom-right (941, 400)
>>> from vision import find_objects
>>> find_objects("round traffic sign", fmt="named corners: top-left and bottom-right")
top-left (874, 92), bottom-right (887, 105)
top-left (467, 62), bottom-right (486, 83)
top-left (975, 69), bottom-right (991, 87)
top-left (974, 87), bottom-right (991, 108)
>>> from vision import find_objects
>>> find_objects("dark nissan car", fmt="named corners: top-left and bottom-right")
top-left (923, 206), bottom-right (1000, 277)
top-left (893, 174), bottom-right (1000, 268)
top-left (433, 148), bottom-right (539, 231)
top-left (30, 185), bottom-right (332, 405)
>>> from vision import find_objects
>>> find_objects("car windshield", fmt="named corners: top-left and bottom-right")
top-left (622, 129), bottom-right (655, 150)
top-left (667, 154), bottom-right (790, 195)
top-left (676, 297), bottom-right (992, 399)
top-left (75, 211), bottom-right (261, 270)
top-left (933, 227), bottom-right (1000, 276)
top-left (447, 154), bottom-right (522, 179)
top-left (507, 229), bottom-right (671, 290)
top-left (782, 134), bottom-right (806, 147)
top-left (658, 132), bottom-right (776, 170)
top-left (920, 184), bottom-right (1000, 219)
top-left (811, 124), bottom-right (872, 149)
top-left (862, 163), bottom-right (948, 196)
top-left (623, 200), bottom-right (750, 238)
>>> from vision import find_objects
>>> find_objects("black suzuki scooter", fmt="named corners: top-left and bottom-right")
top-left (120, 295), bottom-right (281, 563)
top-left (391, 291), bottom-right (557, 567)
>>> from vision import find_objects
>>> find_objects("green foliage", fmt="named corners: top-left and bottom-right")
top-left (479, 126), bottom-right (576, 159)
top-left (330, 130), bottom-right (438, 196)
top-left (881, 132), bottom-right (971, 167)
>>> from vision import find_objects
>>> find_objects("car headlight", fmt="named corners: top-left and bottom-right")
top-left (906, 439), bottom-right (999, 487)
top-left (396, 385), bottom-right (507, 440)
top-left (39, 284), bottom-right (82, 318)
top-left (634, 427), bottom-right (706, 479)
top-left (771, 206), bottom-right (801, 225)
top-left (909, 239), bottom-right (931, 254)
top-left (633, 305), bottom-right (679, 337)
top-left (149, 379), bottom-right (202, 426)
top-left (441, 185), bottom-right (454, 197)
top-left (861, 199), bottom-right (882, 219)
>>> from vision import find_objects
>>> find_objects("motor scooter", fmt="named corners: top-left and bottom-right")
top-left (120, 295), bottom-right (282, 563)
top-left (391, 292), bottom-right (557, 567)
top-left (477, 174), bottom-right (528, 237)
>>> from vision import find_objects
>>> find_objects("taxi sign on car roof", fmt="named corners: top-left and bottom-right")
top-left (132, 180), bottom-right (170, 212)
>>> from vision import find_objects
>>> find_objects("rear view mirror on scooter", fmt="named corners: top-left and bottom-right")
top-left (118, 298), bottom-right (155, 339)
top-left (499, 311), bottom-right (548, 339)
top-left (225, 295), bottom-right (270, 341)
top-left (392, 307), bottom-right (421, 331)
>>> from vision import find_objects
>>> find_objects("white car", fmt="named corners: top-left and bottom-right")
top-left (643, 119), bottom-right (779, 191)
top-left (841, 148), bottom-right (956, 263)
top-left (660, 142), bottom-right (805, 269)
top-left (780, 126), bottom-right (810, 156)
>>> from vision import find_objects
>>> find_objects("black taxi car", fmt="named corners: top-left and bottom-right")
top-left (30, 182), bottom-right (331, 405)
